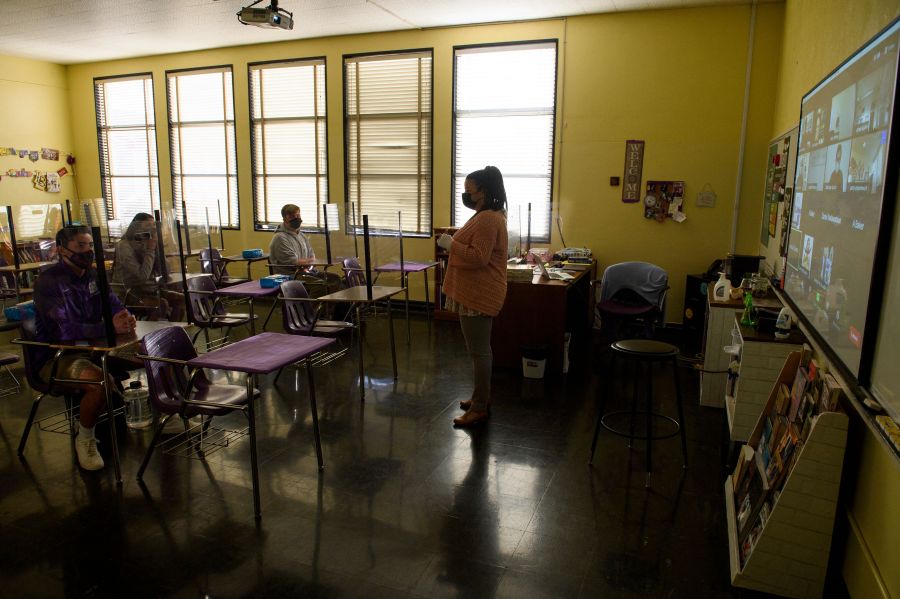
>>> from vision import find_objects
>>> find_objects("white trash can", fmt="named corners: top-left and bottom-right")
top-left (522, 344), bottom-right (547, 379)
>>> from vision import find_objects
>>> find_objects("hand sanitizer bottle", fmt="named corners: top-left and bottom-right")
top-left (713, 272), bottom-right (731, 301)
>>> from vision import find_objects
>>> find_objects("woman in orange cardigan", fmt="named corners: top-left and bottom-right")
top-left (437, 166), bottom-right (508, 427)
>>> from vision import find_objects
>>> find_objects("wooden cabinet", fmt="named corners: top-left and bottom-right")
top-left (491, 262), bottom-right (596, 376)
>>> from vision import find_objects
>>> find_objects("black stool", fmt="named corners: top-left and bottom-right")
top-left (589, 339), bottom-right (688, 486)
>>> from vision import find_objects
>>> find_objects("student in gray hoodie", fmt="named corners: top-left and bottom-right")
top-left (268, 204), bottom-right (340, 297)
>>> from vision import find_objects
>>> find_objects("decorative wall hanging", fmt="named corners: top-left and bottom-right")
top-left (622, 140), bottom-right (645, 203)
top-left (643, 180), bottom-right (686, 223)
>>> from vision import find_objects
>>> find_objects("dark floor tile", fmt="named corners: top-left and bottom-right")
top-left (0, 313), bottom-right (751, 598)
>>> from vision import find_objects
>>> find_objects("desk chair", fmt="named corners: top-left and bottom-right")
top-left (136, 326), bottom-right (257, 480)
top-left (200, 248), bottom-right (248, 288)
top-left (340, 257), bottom-right (381, 322)
top-left (593, 261), bottom-right (668, 342)
top-left (279, 280), bottom-right (355, 371)
top-left (185, 276), bottom-right (256, 349)
top-left (16, 324), bottom-right (79, 456)
top-left (0, 350), bottom-right (21, 397)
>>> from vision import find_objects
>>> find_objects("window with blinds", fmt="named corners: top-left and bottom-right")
top-left (249, 58), bottom-right (328, 231)
top-left (344, 50), bottom-right (432, 235)
top-left (94, 73), bottom-right (159, 238)
top-left (453, 42), bottom-right (558, 241)
top-left (166, 66), bottom-right (239, 229)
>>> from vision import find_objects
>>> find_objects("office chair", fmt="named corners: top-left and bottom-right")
top-left (593, 261), bottom-right (668, 342)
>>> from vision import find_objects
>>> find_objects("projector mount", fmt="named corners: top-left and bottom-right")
top-left (237, 0), bottom-right (294, 30)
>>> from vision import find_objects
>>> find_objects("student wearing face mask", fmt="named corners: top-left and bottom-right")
top-left (111, 213), bottom-right (184, 321)
top-left (31, 226), bottom-right (138, 471)
top-left (268, 203), bottom-right (341, 296)
top-left (436, 166), bottom-right (508, 427)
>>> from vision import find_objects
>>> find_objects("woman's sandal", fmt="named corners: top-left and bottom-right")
top-left (453, 409), bottom-right (490, 427)
top-left (459, 400), bottom-right (491, 412)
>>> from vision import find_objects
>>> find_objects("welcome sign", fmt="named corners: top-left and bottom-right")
top-left (623, 140), bottom-right (644, 202)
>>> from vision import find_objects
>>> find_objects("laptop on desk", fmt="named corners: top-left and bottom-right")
top-left (533, 254), bottom-right (575, 281)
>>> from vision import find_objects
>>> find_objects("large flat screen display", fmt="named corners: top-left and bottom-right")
top-left (785, 20), bottom-right (900, 378)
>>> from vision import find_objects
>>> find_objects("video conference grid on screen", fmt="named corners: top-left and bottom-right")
top-left (786, 22), bottom-right (899, 376)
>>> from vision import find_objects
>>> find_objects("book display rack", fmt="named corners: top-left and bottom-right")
top-left (725, 351), bottom-right (848, 598)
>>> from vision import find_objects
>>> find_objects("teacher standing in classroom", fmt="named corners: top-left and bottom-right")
top-left (437, 166), bottom-right (509, 428)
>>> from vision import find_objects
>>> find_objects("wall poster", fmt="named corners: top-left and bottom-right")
top-left (758, 126), bottom-right (799, 277)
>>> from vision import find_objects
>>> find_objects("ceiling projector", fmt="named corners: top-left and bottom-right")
top-left (237, 0), bottom-right (293, 30)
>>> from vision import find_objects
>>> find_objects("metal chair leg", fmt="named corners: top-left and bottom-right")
top-left (307, 360), bottom-right (324, 471)
top-left (137, 415), bottom-right (171, 479)
top-left (672, 357), bottom-right (688, 468)
top-left (17, 393), bottom-right (44, 457)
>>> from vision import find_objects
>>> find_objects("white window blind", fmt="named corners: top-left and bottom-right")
top-left (95, 73), bottom-right (159, 238)
top-left (167, 66), bottom-right (239, 228)
top-left (345, 51), bottom-right (432, 235)
top-left (453, 42), bottom-right (557, 241)
top-left (249, 59), bottom-right (328, 231)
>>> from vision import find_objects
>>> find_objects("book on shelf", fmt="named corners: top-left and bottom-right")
top-left (737, 455), bottom-right (769, 545)
top-left (774, 383), bottom-right (791, 416)
top-left (731, 353), bottom-right (848, 568)
top-left (820, 373), bottom-right (843, 413)
top-left (788, 365), bottom-right (809, 422)
top-left (732, 445), bottom-right (755, 491)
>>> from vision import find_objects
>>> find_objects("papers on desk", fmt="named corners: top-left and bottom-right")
top-left (545, 269), bottom-right (575, 281)
top-left (507, 264), bottom-right (535, 282)
top-left (506, 264), bottom-right (575, 282)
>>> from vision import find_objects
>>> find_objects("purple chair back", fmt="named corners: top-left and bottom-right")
top-left (185, 274), bottom-right (226, 325)
top-left (280, 280), bottom-right (316, 335)
top-left (342, 257), bottom-right (366, 288)
top-left (139, 326), bottom-right (209, 415)
top-left (18, 319), bottom-right (51, 393)
top-left (200, 248), bottom-right (229, 284)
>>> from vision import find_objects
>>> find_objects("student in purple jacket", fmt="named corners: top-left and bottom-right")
top-left (32, 226), bottom-right (136, 471)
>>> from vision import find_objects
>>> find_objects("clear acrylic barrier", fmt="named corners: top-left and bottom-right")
top-left (9, 203), bottom-right (65, 263)
top-left (184, 203), bottom-right (223, 254)
top-left (321, 202), bottom-right (402, 286)
top-left (79, 199), bottom-right (112, 245)
top-left (157, 207), bottom-right (185, 275)
top-left (0, 209), bottom-right (13, 267)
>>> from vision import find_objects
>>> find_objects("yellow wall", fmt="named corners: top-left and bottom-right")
top-left (0, 54), bottom-right (77, 210)
top-left (559, 5), bottom-right (783, 320)
top-left (3, 1), bottom-right (899, 595)
top-left (65, 5), bottom-right (781, 316)
top-left (770, 2), bottom-right (900, 597)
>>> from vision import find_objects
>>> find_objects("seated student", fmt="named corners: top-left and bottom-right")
top-left (112, 213), bottom-right (184, 321)
top-left (33, 226), bottom-right (138, 471)
top-left (268, 203), bottom-right (341, 297)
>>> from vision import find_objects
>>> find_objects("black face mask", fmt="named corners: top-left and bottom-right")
top-left (66, 249), bottom-right (95, 270)
top-left (288, 218), bottom-right (302, 230)
top-left (462, 192), bottom-right (478, 210)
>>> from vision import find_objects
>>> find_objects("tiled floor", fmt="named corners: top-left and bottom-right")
top-left (0, 309), bottom-right (843, 597)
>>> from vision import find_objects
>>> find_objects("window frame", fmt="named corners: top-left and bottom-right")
top-left (248, 56), bottom-right (330, 232)
top-left (93, 71), bottom-right (161, 231)
top-left (451, 39), bottom-right (559, 243)
top-left (165, 64), bottom-right (241, 230)
top-left (342, 48), bottom-right (434, 238)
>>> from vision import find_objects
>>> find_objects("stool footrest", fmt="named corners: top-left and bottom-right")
top-left (600, 410), bottom-right (681, 441)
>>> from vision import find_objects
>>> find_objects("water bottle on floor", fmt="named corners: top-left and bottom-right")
top-left (124, 380), bottom-right (152, 429)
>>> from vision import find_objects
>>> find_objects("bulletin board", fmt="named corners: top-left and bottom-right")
top-left (758, 127), bottom-right (798, 278)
